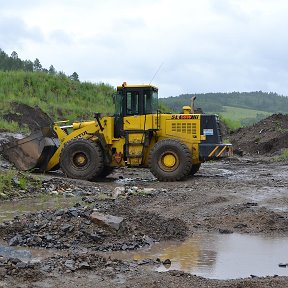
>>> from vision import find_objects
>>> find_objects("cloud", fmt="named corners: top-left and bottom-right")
top-left (0, 16), bottom-right (43, 51)
top-left (1, 0), bottom-right (288, 96)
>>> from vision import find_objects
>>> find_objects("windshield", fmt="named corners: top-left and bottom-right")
top-left (151, 89), bottom-right (158, 112)
top-left (144, 89), bottom-right (158, 114)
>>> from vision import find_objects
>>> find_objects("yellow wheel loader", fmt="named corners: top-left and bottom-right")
top-left (3, 82), bottom-right (232, 181)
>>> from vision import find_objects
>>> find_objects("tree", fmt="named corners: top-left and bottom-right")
top-left (33, 58), bottom-right (42, 71)
top-left (23, 60), bottom-right (34, 71)
top-left (70, 72), bottom-right (79, 81)
top-left (11, 51), bottom-right (18, 59)
top-left (48, 65), bottom-right (56, 75)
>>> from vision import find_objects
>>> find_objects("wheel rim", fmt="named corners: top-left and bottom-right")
top-left (73, 152), bottom-right (88, 167)
top-left (159, 151), bottom-right (179, 171)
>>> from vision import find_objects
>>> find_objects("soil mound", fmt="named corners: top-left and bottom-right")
top-left (3, 103), bottom-right (53, 131)
top-left (229, 113), bottom-right (288, 155)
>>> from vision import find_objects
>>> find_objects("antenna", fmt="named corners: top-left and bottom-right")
top-left (149, 62), bottom-right (164, 85)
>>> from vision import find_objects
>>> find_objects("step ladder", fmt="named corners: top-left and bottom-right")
top-left (124, 130), bottom-right (148, 166)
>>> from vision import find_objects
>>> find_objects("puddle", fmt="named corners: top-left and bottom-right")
top-left (108, 233), bottom-right (288, 279)
top-left (0, 194), bottom-right (86, 223)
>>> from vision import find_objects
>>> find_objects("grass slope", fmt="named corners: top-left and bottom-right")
top-left (218, 106), bottom-right (272, 129)
top-left (0, 71), bottom-right (115, 129)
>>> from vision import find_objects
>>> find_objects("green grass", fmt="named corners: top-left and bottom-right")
top-left (220, 106), bottom-right (271, 120)
top-left (0, 119), bottom-right (29, 133)
top-left (274, 149), bottom-right (288, 161)
top-left (217, 106), bottom-right (272, 130)
top-left (0, 169), bottom-right (42, 199)
top-left (0, 71), bottom-right (115, 125)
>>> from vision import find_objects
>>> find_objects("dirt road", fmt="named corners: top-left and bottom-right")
top-left (1, 155), bottom-right (288, 287)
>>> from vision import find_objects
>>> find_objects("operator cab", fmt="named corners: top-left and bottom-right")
top-left (114, 82), bottom-right (158, 137)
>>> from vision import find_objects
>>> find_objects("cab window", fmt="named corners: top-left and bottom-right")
top-left (126, 91), bottom-right (139, 115)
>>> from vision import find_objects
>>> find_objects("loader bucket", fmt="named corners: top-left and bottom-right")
top-left (2, 127), bottom-right (59, 171)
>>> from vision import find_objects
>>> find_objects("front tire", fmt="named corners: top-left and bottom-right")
top-left (148, 139), bottom-right (192, 181)
top-left (60, 138), bottom-right (104, 180)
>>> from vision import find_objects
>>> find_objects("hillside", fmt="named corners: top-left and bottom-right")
top-left (0, 71), bottom-right (115, 131)
top-left (159, 91), bottom-right (288, 128)
top-left (160, 91), bottom-right (288, 113)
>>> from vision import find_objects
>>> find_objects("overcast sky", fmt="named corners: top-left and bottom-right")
top-left (1, 0), bottom-right (288, 97)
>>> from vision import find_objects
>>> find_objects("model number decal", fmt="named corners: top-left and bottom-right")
top-left (171, 115), bottom-right (199, 120)
top-left (75, 131), bottom-right (88, 138)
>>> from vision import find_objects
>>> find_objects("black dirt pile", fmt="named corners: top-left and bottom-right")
top-left (0, 202), bottom-right (188, 251)
top-left (229, 113), bottom-right (288, 155)
top-left (2, 102), bottom-right (53, 132)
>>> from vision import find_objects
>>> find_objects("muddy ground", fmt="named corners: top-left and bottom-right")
top-left (0, 153), bottom-right (288, 287)
top-left (1, 110), bottom-right (288, 287)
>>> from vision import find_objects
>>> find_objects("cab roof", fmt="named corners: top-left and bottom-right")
top-left (117, 82), bottom-right (158, 90)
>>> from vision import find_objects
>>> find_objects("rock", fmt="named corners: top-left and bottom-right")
top-left (127, 186), bottom-right (138, 194)
top-left (8, 257), bottom-right (22, 265)
top-left (12, 177), bottom-right (20, 186)
top-left (78, 262), bottom-right (91, 269)
top-left (89, 232), bottom-right (102, 241)
top-left (143, 235), bottom-right (155, 245)
top-left (219, 229), bottom-right (233, 234)
top-left (122, 244), bottom-right (128, 250)
top-left (61, 224), bottom-right (75, 233)
top-left (142, 188), bottom-right (156, 195)
top-left (233, 223), bottom-right (248, 229)
top-left (0, 192), bottom-right (8, 199)
top-left (8, 235), bottom-right (22, 246)
top-left (82, 196), bottom-right (95, 203)
top-left (112, 187), bottom-right (125, 199)
top-left (64, 192), bottom-right (74, 198)
top-left (68, 208), bottom-right (78, 217)
top-left (137, 259), bottom-right (151, 265)
top-left (64, 260), bottom-right (76, 271)
top-left (54, 209), bottom-right (65, 216)
top-left (40, 265), bottom-right (52, 272)
top-left (16, 262), bottom-right (28, 269)
top-left (163, 259), bottom-right (171, 265)
top-left (50, 191), bottom-right (59, 196)
top-left (45, 234), bottom-right (53, 241)
top-left (90, 212), bottom-right (124, 230)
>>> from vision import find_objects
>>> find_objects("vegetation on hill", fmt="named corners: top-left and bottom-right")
top-left (160, 91), bottom-right (288, 114)
top-left (160, 91), bottom-right (288, 129)
top-left (0, 71), bottom-right (115, 126)
top-left (0, 48), bottom-right (79, 80)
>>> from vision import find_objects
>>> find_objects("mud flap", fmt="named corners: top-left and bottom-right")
top-left (2, 128), bottom-right (59, 171)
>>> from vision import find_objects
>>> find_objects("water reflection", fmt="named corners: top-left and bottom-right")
top-left (108, 233), bottom-right (288, 279)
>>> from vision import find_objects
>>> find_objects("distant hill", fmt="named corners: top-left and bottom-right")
top-left (160, 91), bottom-right (288, 114)
top-left (159, 91), bottom-right (288, 128)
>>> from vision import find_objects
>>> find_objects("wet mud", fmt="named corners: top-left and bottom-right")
top-left (0, 154), bottom-right (288, 287)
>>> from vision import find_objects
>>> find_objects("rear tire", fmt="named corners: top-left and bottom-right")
top-left (60, 138), bottom-right (104, 180)
top-left (148, 139), bottom-right (192, 181)
top-left (190, 163), bottom-right (201, 176)
top-left (99, 166), bottom-right (114, 178)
